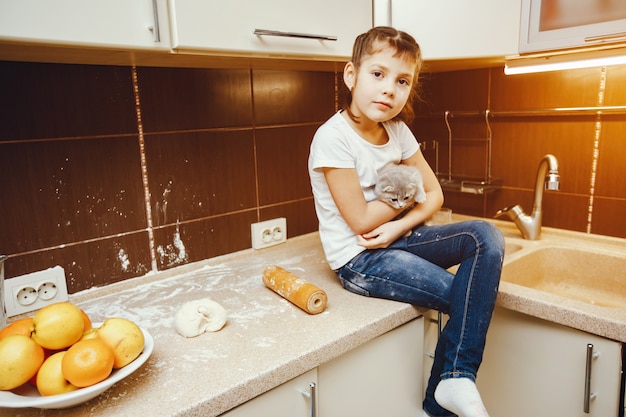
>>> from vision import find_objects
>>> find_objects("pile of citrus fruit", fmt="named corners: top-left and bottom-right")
top-left (0, 301), bottom-right (145, 396)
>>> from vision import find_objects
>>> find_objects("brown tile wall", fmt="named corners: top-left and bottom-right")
top-left (413, 65), bottom-right (626, 238)
top-left (0, 61), bottom-right (332, 292)
top-left (1, 59), bottom-right (625, 293)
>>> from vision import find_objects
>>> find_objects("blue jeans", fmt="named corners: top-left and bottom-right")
top-left (335, 220), bottom-right (504, 417)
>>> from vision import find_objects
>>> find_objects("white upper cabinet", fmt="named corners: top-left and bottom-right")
top-left (168, 0), bottom-right (372, 60)
top-left (0, 0), bottom-right (170, 50)
top-left (519, 0), bottom-right (626, 53)
top-left (374, 0), bottom-right (522, 60)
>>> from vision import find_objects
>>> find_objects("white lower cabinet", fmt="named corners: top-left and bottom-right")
top-left (477, 307), bottom-right (622, 417)
top-left (221, 317), bottom-right (424, 417)
top-left (422, 309), bottom-right (442, 394)
top-left (318, 317), bottom-right (424, 417)
top-left (220, 369), bottom-right (318, 417)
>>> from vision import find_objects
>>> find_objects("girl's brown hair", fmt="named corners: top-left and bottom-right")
top-left (343, 26), bottom-right (422, 124)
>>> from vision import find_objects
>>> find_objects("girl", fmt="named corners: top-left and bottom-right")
top-left (308, 27), bottom-right (504, 417)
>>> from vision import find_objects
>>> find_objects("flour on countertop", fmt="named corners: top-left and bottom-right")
top-left (179, 349), bottom-right (228, 364)
top-left (77, 246), bottom-right (333, 370)
top-left (80, 261), bottom-right (300, 331)
top-left (252, 336), bottom-right (277, 348)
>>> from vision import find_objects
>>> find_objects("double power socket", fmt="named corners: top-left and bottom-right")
top-left (3, 266), bottom-right (69, 318)
top-left (251, 217), bottom-right (287, 249)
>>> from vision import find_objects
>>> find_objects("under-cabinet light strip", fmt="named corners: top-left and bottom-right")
top-left (504, 47), bottom-right (626, 75)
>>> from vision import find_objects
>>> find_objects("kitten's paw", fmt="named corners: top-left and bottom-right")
top-left (415, 189), bottom-right (427, 204)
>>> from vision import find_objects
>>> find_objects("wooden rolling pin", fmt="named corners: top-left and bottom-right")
top-left (262, 266), bottom-right (328, 314)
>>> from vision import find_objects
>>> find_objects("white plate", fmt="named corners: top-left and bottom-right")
top-left (0, 325), bottom-right (154, 409)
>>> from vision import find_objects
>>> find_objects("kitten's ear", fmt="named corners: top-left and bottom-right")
top-left (383, 185), bottom-right (395, 193)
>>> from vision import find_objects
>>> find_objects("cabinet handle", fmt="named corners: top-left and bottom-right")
top-left (585, 31), bottom-right (626, 44)
top-left (309, 382), bottom-right (317, 417)
top-left (151, 0), bottom-right (161, 42)
top-left (438, 312), bottom-right (443, 337)
top-left (254, 29), bottom-right (337, 41)
top-left (584, 343), bottom-right (600, 413)
top-left (302, 382), bottom-right (317, 417)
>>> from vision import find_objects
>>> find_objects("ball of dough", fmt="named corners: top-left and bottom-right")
top-left (175, 298), bottom-right (227, 338)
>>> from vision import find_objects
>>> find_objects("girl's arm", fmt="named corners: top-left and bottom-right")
top-left (323, 166), bottom-right (399, 235)
top-left (327, 148), bottom-right (443, 249)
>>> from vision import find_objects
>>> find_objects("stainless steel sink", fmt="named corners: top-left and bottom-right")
top-left (501, 246), bottom-right (625, 308)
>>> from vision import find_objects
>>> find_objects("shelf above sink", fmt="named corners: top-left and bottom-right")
top-left (438, 177), bottom-right (502, 195)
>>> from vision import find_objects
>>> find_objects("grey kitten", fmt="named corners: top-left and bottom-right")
top-left (375, 163), bottom-right (427, 209)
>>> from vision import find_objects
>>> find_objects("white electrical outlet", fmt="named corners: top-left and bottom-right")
top-left (251, 217), bottom-right (287, 249)
top-left (3, 266), bottom-right (69, 317)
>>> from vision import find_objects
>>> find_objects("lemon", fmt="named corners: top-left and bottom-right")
top-left (97, 318), bottom-right (145, 368)
top-left (0, 334), bottom-right (44, 390)
top-left (31, 302), bottom-right (85, 350)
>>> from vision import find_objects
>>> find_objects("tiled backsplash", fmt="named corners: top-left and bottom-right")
top-left (412, 65), bottom-right (626, 239)
top-left (1, 62), bottom-right (332, 292)
top-left (1, 60), bottom-right (625, 294)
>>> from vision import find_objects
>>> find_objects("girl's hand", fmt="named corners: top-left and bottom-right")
top-left (357, 220), bottom-right (407, 249)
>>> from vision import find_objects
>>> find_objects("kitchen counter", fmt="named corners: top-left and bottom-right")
top-left (481, 216), bottom-right (626, 344)
top-left (2, 216), bottom-right (625, 416)
top-left (3, 233), bottom-right (422, 417)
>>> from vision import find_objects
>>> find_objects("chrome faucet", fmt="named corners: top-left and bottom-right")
top-left (495, 154), bottom-right (560, 240)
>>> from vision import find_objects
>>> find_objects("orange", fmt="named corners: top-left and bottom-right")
top-left (0, 318), bottom-right (33, 340)
top-left (80, 309), bottom-right (92, 331)
top-left (29, 349), bottom-right (54, 386)
top-left (61, 338), bottom-right (114, 388)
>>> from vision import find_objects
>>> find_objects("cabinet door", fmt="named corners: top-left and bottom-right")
top-left (376, 0), bottom-right (521, 60)
top-left (477, 307), bottom-right (622, 417)
top-left (220, 369), bottom-right (317, 417)
top-left (168, 0), bottom-right (372, 59)
top-left (422, 309), bottom-right (446, 394)
top-left (0, 0), bottom-right (169, 50)
top-left (318, 317), bottom-right (424, 417)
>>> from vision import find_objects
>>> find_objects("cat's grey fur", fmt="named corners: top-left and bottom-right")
top-left (375, 163), bottom-right (426, 209)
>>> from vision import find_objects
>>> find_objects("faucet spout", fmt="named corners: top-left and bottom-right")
top-left (532, 154), bottom-right (560, 217)
top-left (494, 154), bottom-right (560, 240)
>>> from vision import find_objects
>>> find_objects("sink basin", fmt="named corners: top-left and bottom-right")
top-left (501, 247), bottom-right (625, 308)
top-left (504, 242), bottom-right (523, 256)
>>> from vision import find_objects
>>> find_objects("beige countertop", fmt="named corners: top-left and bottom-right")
top-left (480, 217), bottom-right (626, 344)
top-left (2, 216), bottom-right (625, 416)
top-left (2, 232), bottom-right (422, 417)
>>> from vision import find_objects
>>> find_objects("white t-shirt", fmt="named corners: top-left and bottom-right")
top-left (308, 111), bottom-right (420, 270)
